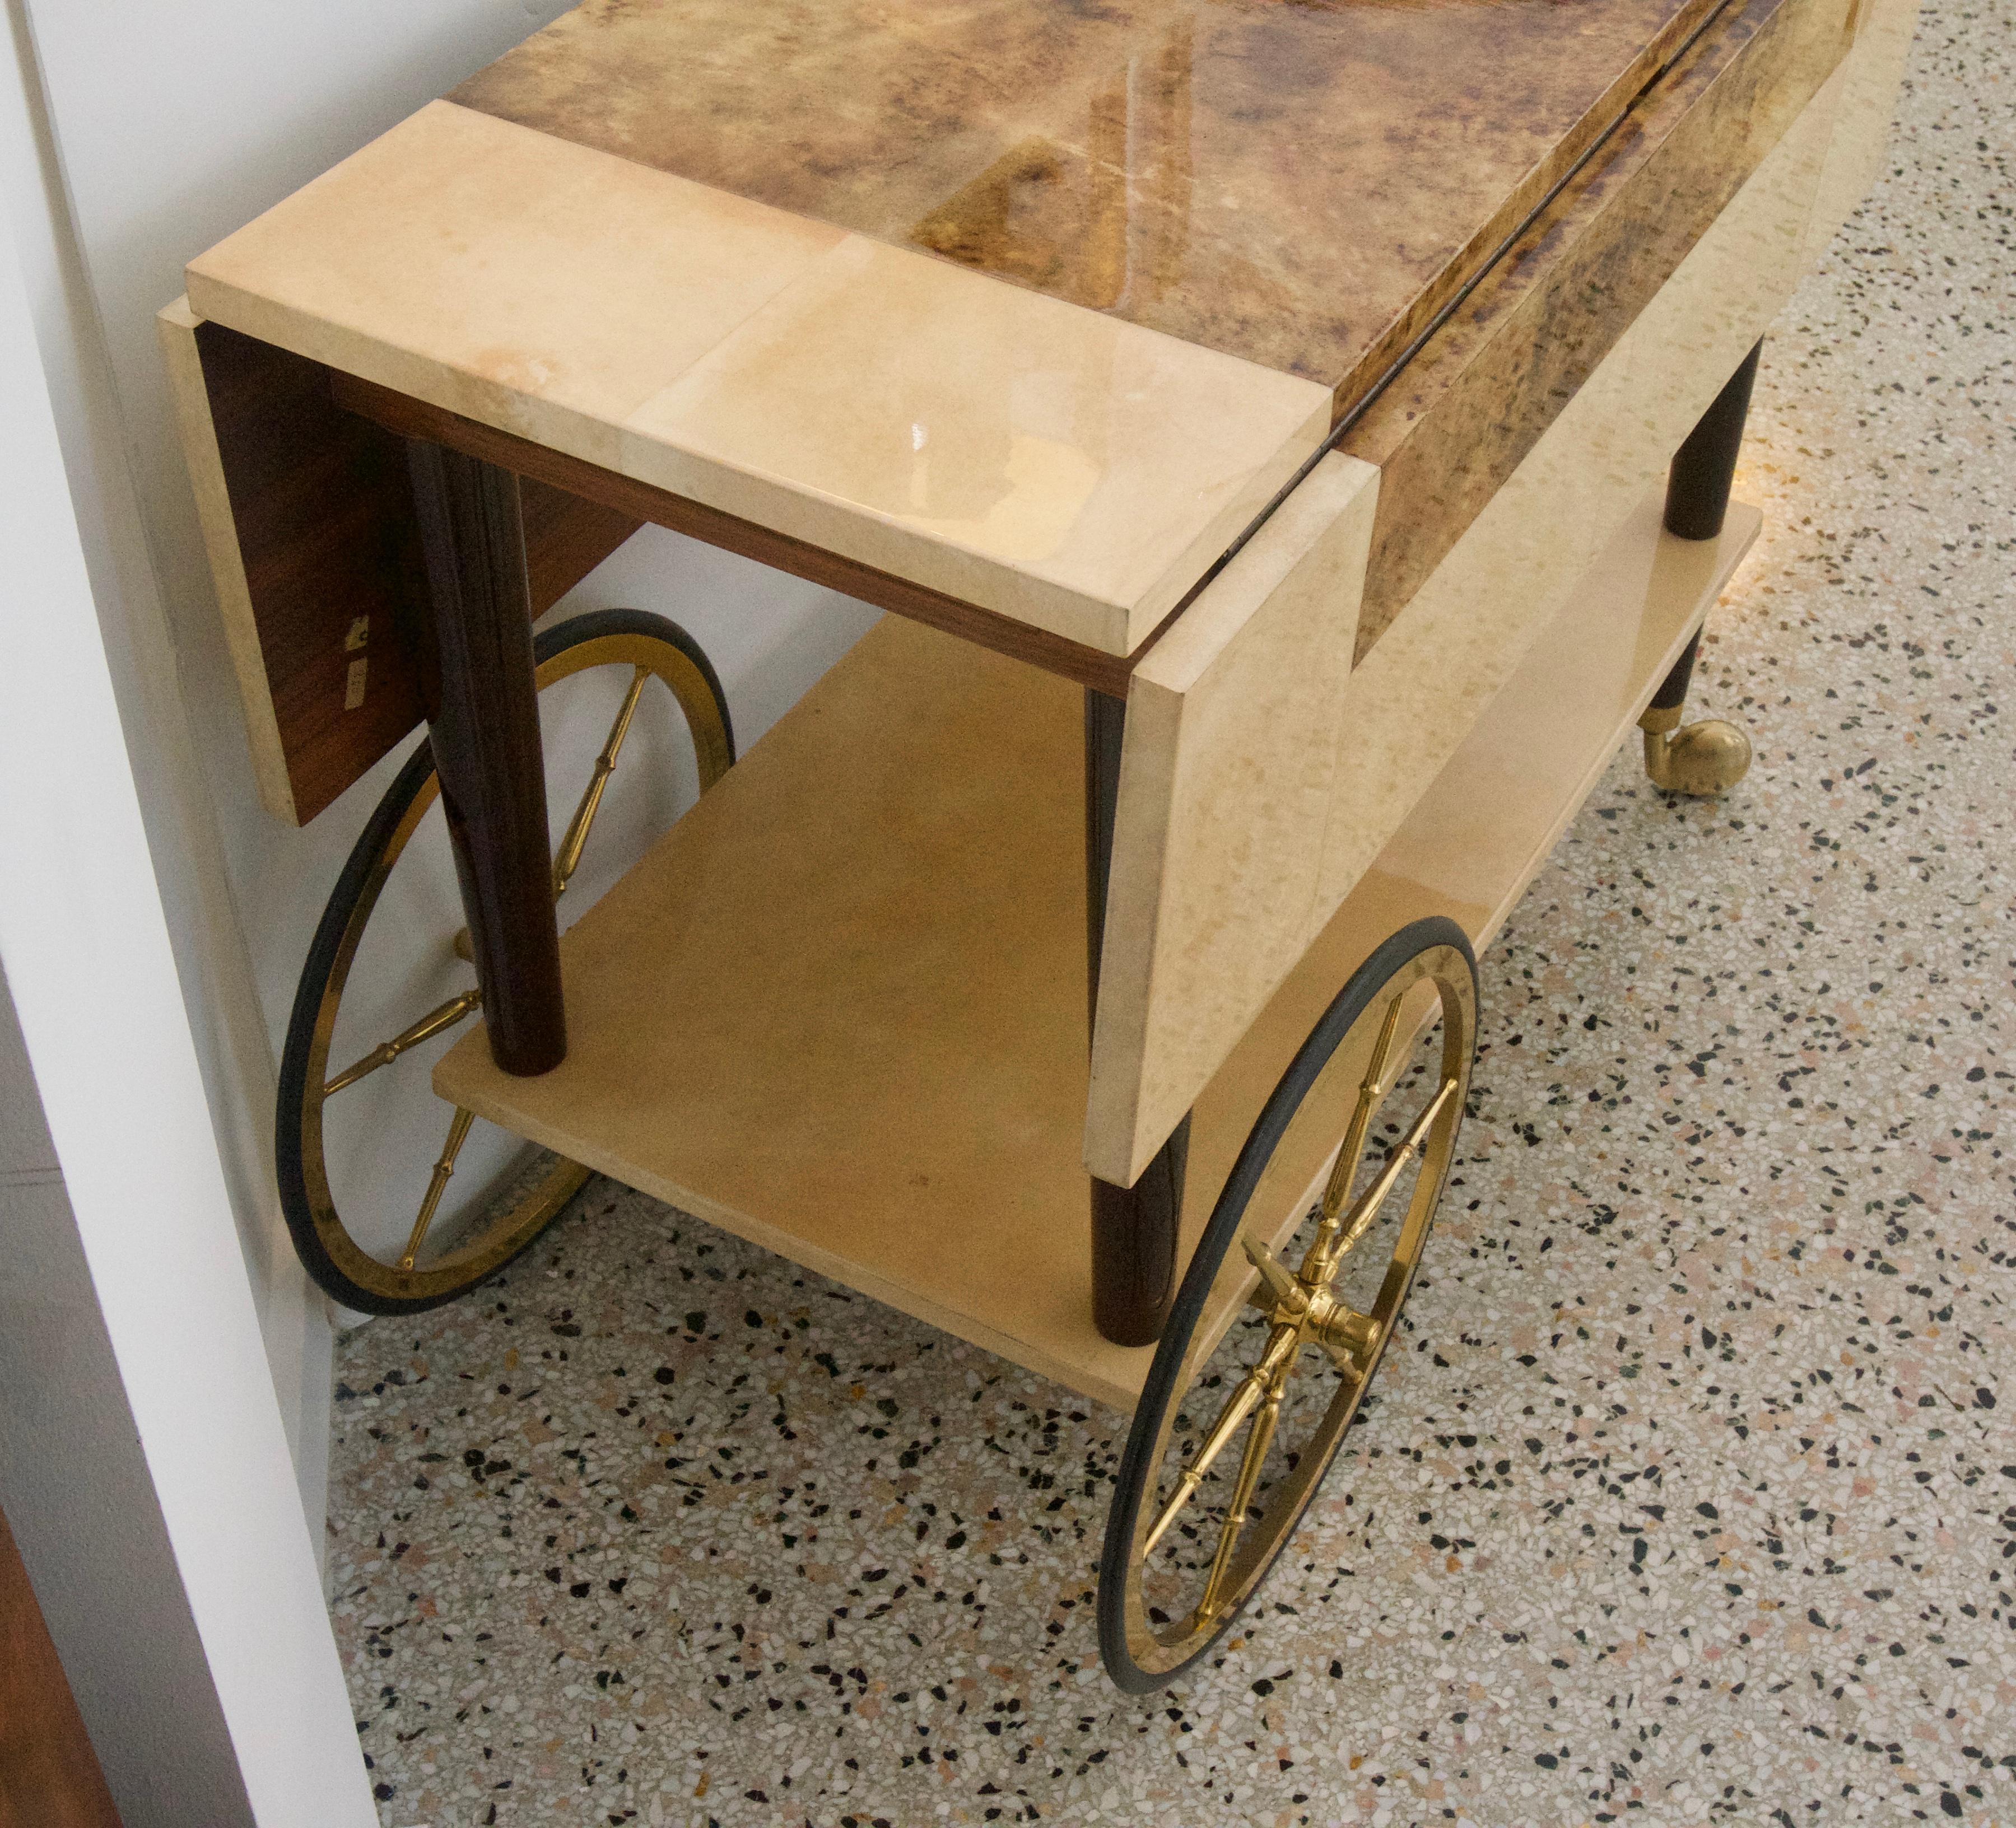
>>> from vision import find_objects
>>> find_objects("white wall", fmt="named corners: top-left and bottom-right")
top-left (10, 0), bottom-right (877, 1528)
top-left (0, 139), bottom-right (377, 1824)
top-left (0, 0), bottom-right (341, 1531)
top-left (0, 961), bottom-right (258, 1828)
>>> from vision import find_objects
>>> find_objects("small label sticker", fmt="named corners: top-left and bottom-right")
top-left (344, 615), bottom-right (370, 652)
top-left (344, 657), bottom-right (368, 710)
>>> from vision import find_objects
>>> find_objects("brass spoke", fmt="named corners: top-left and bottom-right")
top-left (1197, 1366), bottom-right (1288, 1622)
top-left (552, 665), bottom-right (650, 900)
top-left (323, 986), bottom-right (482, 1097)
top-left (1143, 1325), bottom-right (1298, 1556)
top-left (398, 1106), bottom-right (476, 1271)
top-left (1309, 1076), bottom-right (1457, 1286)
top-left (448, 664), bottom-right (650, 957)
top-left (1242, 1235), bottom-right (1305, 1319)
top-left (1303, 994), bottom-right (1407, 1276)
top-left (1143, 1378), bottom-right (1261, 1557)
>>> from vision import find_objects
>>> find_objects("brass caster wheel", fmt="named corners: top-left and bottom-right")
top-left (1098, 917), bottom-right (1478, 1692)
top-left (1639, 703), bottom-right (1752, 796)
top-left (276, 609), bottom-right (734, 1314)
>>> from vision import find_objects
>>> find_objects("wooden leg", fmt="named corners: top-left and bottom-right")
top-left (1664, 339), bottom-right (1761, 541)
top-left (1648, 627), bottom-right (1703, 719)
top-left (406, 440), bottom-right (566, 1076)
top-left (1085, 687), bottom-right (1185, 1347)
top-left (1641, 347), bottom-right (1761, 795)
top-left (1090, 1121), bottom-right (1189, 1347)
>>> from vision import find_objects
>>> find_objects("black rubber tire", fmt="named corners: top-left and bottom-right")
top-left (1097, 915), bottom-right (1479, 1692)
top-left (274, 609), bottom-right (733, 1314)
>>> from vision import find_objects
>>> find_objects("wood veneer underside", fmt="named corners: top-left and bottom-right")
top-left (164, 318), bottom-right (641, 823)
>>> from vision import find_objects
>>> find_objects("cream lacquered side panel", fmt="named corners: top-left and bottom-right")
top-left (1081, 57), bottom-right (1871, 1186)
top-left (156, 297), bottom-right (299, 825)
top-left (1084, 453), bottom-right (1380, 1187)
top-left (1802, 0), bottom-right (1922, 264)
top-left (1305, 60), bottom-right (1847, 945)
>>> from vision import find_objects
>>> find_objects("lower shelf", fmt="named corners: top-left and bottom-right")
top-left (437, 495), bottom-right (1758, 1409)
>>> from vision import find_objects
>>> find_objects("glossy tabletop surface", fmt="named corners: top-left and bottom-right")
top-left (454, 0), bottom-right (1720, 404)
top-left (184, 0), bottom-right (1740, 654)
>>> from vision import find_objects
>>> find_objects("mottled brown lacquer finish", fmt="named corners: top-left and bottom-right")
top-left (1340, 0), bottom-right (1854, 651)
top-left (452, 0), bottom-right (1723, 399)
top-left (191, 323), bottom-right (641, 821)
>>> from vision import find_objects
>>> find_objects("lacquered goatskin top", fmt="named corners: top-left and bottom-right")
top-left (454, 0), bottom-right (1721, 405)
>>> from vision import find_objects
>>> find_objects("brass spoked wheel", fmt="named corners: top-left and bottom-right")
top-left (1098, 917), bottom-right (1478, 1692)
top-left (276, 609), bottom-right (734, 1314)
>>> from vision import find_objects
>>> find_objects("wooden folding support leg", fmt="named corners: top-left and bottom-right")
top-left (405, 440), bottom-right (567, 1076)
top-left (1085, 688), bottom-right (1188, 1348)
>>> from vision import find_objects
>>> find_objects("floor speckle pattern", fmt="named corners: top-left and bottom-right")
top-left (329, 11), bottom-right (2015, 1824)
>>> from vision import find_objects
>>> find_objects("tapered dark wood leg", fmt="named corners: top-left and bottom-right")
top-left (1086, 687), bottom-right (1186, 1347)
top-left (1091, 1123), bottom-right (1188, 1347)
top-left (1664, 339), bottom-right (1761, 542)
top-left (1654, 339), bottom-right (1764, 706)
top-left (1648, 627), bottom-right (1702, 718)
top-left (1641, 344), bottom-right (1762, 795)
top-left (406, 440), bottom-right (565, 1076)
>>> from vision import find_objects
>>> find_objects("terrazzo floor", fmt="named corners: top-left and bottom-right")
top-left (328, 7), bottom-right (2015, 1824)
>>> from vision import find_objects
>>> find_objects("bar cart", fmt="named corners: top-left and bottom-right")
top-left (159, 0), bottom-right (1913, 1689)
